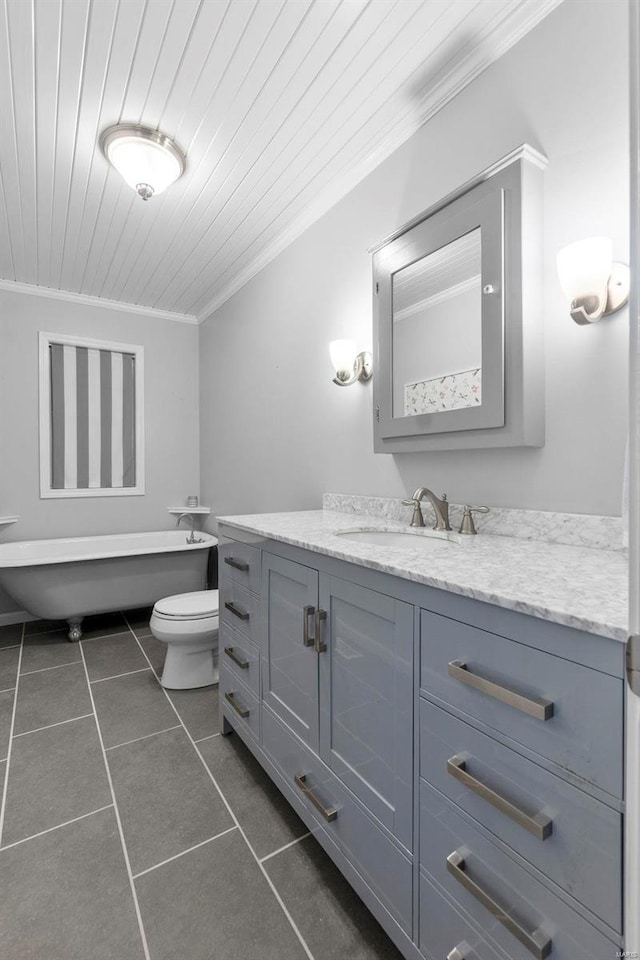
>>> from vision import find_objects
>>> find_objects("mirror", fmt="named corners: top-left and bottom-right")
top-left (392, 228), bottom-right (482, 419)
top-left (372, 145), bottom-right (546, 453)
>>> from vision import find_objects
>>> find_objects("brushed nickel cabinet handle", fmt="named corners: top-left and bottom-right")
top-left (447, 755), bottom-right (552, 841)
top-left (294, 772), bottom-right (337, 822)
top-left (314, 609), bottom-right (327, 654)
top-left (447, 946), bottom-right (468, 960)
top-left (303, 605), bottom-right (315, 647)
top-left (224, 600), bottom-right (250, 621)
top-left (224, 646), bottom-right (249, 670)
top-left (447, 660), bottom-right (554, 721)
top-left (224, 691), bottom-right (249, 719)
top-left (224, 556), bottom-right (249, 572)
top-left (446, 851), bottom-right (551, 959)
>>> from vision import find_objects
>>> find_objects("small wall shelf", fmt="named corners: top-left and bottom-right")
top-left (0, 516), bottom-right (19, 526)
top-left (168, 507), bottom-right (211, 515)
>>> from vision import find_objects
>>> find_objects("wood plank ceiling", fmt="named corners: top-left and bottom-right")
top-left (0, 0), bottom-right (560, 322)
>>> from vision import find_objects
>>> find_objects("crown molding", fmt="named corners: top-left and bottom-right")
top-left (0, 278), bottom-right (198, 325)
top-left (196, 0), bottom-right (561, 324)
top-left (394, 276), bottom-right (481, 323)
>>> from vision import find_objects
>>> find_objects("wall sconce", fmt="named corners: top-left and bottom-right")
top-left (556, 236), bottom-right (630, 325)
top-left (329, 340), bottom-right (373, 386)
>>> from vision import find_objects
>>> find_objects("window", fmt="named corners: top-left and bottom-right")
top-left (39, 332), bottom-right (145, 498)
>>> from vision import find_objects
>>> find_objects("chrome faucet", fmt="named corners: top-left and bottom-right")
top-left (176, 513), bottom-right (204, 544)
top-left (402, 488), bottom-right (452, 531)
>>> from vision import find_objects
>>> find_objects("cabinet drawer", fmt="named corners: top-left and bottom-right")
top-left (420, 780), bottom-right (617, 959)
top-left (420, 872), bottom-right (501, 960)
top-left (220, 581), bottom-right (260, 645)
top-left (262, 707), bottom-right (412, 935)
top-left (221, 630), bottom-right (260, 697)
top-left (420, 610), bottom-right (623, 798)
top-left (218, 538), bottom-right (261, 596)
top-left (419, 698), bottom-right (621, 931)
top-left (220, 671), bottom-right (259, 742)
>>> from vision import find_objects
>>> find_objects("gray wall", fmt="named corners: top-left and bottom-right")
top-left (0, 288), bottom-right (200, 614)
top-left (199, 0), bottom-right (629, 523)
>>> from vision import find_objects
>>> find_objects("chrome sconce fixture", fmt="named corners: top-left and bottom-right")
top-left (329, 339), bottom-right (373, 387)
top-left (100, 124), bottom-right (186, 201)
top-left (556, 236), bottom-right (630, 325)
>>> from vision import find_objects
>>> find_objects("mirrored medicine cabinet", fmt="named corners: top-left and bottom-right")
top-left (372, 145), bottom-right (547, 453)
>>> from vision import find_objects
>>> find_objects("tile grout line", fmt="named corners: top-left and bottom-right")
top-left (79, 627), bottom-right (134, 644)
top-left (20, 660), bottom-right (83, 676)
top-left (0, 624), bottom-right (25, 845)
top-left (0, 643), bottom-right (20, 651)
top-left (105, 724), bottom-right (182, 752)
top-left (89, 666), bottom-right (151, 684)
top-left (78, 640), bottom-right (152, 960)
top-left (25, 625), bottom-right (128, 641)
top-left (13, 713), bottom-right (94, 739)
top-left (123, 615), bottom-right (316, 960)
top-left (259, 831), bottom-right (313, 864)
top-left (0, 687), bottom-right (15, 695)
top-left (131, 825), bottom-right (238, 879)
top-left (0, 804), bottom-right (115, 852)
top-left (193, 732), bottom-right (221, 743)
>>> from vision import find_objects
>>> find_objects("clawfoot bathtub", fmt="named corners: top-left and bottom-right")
top-left (0, 530), bottom-right (217, 640)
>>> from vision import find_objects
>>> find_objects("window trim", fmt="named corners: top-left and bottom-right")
top-left (38, 331), bottom-right (145, 499)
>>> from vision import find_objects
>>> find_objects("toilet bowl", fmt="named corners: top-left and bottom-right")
top-left (149, 589), bottom-right (219, 690)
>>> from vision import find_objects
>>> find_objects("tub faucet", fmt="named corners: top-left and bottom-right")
top-left (176, 513), bottom-right (204, 544)
top-left (402, 488), bottom-right (451, 531)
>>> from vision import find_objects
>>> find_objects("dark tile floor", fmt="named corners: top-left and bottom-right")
top-left (0, 612), bottom-right (403, 960)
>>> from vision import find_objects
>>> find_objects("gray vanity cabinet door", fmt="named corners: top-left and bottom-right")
top-left (318, 575), bottom-right (414, 849)
top-left (261, 553), bottom-right (320, 751)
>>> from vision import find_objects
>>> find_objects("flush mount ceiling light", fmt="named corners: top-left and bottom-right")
top-left (100, 124), bottom-right (186, 201)
top-left (556, 236), bottom-right (630, 325)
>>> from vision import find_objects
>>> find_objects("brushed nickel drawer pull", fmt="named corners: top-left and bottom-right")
top-left (224, 556), bottom-right (249, 572)
top-left (224, 646), bottom-right (249, 670)
top-left (447, 660), bottom-right (554, 721)
top-left (224, 691), bottom-right (249, 719)
top-left (303, 604), bottom-right (315, 647)
top-left (447, 755), bottom-right (552, 841)
top-left (446, 851), bottom-right (551, 959)
top-left (225, 600), bottom-right (250, 621)
top-left (314, 609), bottom-right (327, 654)
top-left (447, 947), bottom-right (468, 960)
top-left (294, 772), bottom-right (337, 822)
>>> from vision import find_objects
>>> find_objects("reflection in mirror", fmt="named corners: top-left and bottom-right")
top-left (392, 228), bottom-right (482, 418)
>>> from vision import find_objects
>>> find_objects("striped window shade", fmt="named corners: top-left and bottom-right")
top-left (48, 341), bottom-right (137, 490)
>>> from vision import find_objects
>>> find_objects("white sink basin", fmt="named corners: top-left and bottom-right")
top-left (335, 529), bottom-right (458, 549)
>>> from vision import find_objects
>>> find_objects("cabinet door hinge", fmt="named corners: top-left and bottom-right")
top-left (627, 634), bottom-right (640, 694)
top-left (375, 281), bottom-right (379, 294)
top-left (375, 403), bottom-right (380, 422)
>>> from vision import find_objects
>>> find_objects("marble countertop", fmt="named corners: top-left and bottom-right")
top-left (217, 509), bottom-right (629, 642)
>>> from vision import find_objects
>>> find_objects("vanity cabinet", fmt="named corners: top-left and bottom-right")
top-left (219, 525), bottom-right (625, 960)
top-left (262, 551), bottom-right (414, 847)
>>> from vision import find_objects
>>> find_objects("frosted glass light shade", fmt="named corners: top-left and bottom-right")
top-left (100, 125), bottom-right (185, 200)
top-left (556, 236), bottom-right (612, 301)
top-left (329, 339), bottom-right (357, 376)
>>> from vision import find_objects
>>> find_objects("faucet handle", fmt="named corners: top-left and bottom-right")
top-left (459, 505), bottom-right (490, 536)
top-left (402, 497), bottom-right (425, 528)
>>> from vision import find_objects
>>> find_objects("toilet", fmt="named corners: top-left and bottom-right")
top-left (149, 589), bottom-right (219, 690)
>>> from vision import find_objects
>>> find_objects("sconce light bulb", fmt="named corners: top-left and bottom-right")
top-left (329, 339), bottom-right (356, 377)
top-left (329, 340), bottom-right (373, 387)
top-left (556, 237), bottom-right (629, 325)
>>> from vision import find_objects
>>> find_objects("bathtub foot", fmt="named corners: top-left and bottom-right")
top-left (67, 618), bottom-right (84, 642)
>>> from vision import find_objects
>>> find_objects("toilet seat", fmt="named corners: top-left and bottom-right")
top-left (153, 589), bottom-right (219, 621)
